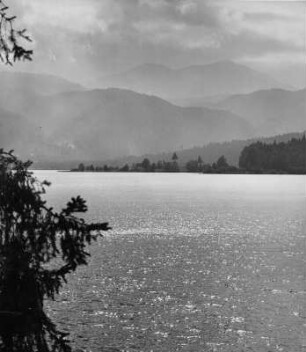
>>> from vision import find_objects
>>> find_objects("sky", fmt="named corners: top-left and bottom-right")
top-left (7, 0), bottom-right (306, 88)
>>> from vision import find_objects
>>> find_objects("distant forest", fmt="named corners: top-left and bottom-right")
top-left (73, 136), bottom-right (306, 174)
top-left (239, 136), bottom-right (306, 174)
top-left (105, 131), bottom-right (305, 168)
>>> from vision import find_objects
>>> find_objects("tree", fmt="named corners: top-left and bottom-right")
top-left (141, 158), bottom-right (151, 171)
top-left (169, 152), bottom-right (179, 172)
top-left (0, 150), bottom-right (110, 351)
top-left (151, 163), bottom-right (156, 172)
top-left (78, 163), bottom-right (85, 172)
top-left (120, 163), bottom-right (129, 172)
top-left (239, 138), bottom-right (306, 173)
top-left (87, 164), bottom-right (95, 172)
top-left (0, 1), bottom-right (33, 65)
top-left (156, 160), bottom-right (163, 170)
top-left (216, 155), bottom-right (229, 169)
top-left (185, 159), bottom-right (199, 173)
top-left (172, 152), bottom-right (178, 161)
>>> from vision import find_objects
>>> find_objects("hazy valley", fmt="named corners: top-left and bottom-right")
top-left (0, 61), bottom-right (305, 168)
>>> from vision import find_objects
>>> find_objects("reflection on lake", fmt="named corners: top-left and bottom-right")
top-left (35, 172), bottom-right (306, 352)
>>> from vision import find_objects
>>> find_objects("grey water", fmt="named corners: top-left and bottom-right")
top-left (35, 171), bottom-right (306, 352)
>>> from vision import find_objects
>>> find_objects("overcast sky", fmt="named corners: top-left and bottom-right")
top-left (8, 0), bottom-right (306, 87)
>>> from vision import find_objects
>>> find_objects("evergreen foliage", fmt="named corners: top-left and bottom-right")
top-left (77, 163), bottom-right (85, 172)
top-left (141, 158), bottom-right (151, 171)
top-left (106, 132), bottom-right (304, 170)
top-left (0, 150), bottom-right (110, 351)
top-left (216, 155), bottom-right (229, 169)
top-left (171, 152), bottom-right (178, 161)
top-left (185, 155), bottom-right (238, 173)
top-left (0, 1), bottom-right (33, 64)
top-left (239, 137), bottom-right (306, 173)
top-left (72, 137), bottom-right (306, 175)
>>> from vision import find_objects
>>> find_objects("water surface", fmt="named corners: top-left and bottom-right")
top-left (35, 172), bottom-right (306, 352)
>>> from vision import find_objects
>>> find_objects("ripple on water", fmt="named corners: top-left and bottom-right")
top-left (38, 172), bottom-right (305, 352)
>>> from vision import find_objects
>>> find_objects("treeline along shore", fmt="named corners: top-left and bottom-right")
top-left (71, 137), bottom-right (306, 175)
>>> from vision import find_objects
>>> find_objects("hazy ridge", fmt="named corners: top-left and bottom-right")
top-left (215, 88), bottom-right (306, 136)
top-left (0, 64), bottom-right (304, 168)
top-left (100, 61), bottom-right (284, 100)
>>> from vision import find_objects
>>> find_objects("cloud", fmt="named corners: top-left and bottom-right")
top-left (8, 0), bottom-right (305, 87)
top-left (12, 0), bottom-right (115, 34)
top-left (219, 1), bottom-right (305, 48)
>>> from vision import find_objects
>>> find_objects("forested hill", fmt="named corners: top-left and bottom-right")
top-left (239, 137), bottom-right (306, 173)
top-left (108, 132), bottom-right (305, 168)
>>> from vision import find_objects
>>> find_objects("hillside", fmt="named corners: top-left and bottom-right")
top-left (0, 71), bottom-right (84, 115)
top-left (0, 107), bottom-right (41, 155)
top-left (215, 88), bottom-right (306, 136)
top-left (0, 71), bottom-right (83, 96)
top-left (18, 88), bottom-right (254, 162)
top-left (100, 61), bottom-right (283, 100)
top-left (0, 71), bottom-right (302, 169)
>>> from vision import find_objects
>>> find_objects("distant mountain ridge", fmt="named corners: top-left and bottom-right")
top-left (100, 61), bottom-right (285, 100)
top-left (215, 88), bottom-right (306, 136)
top-left (0, 71), bottom-right (84, 116)
top-left (19, 88), bottom-right (254, 161)
top-left (0, 71), bottom-right (84, 95)
top-left (0, 70), bottom-right (303, 169)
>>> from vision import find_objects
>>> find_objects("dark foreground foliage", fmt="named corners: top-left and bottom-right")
top-left (0, 1), bottom-right (33, 64)
top-left (0, 150), bottom-right (110, 352)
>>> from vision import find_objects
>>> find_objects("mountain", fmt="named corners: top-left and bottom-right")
top-left (0, 106), bottom-right (81, 164)
top-left (15, 88), bottom-right (254, 163)
top-left (0, 71), bottom-right (84, 96)
top-left (2, 70), bottom-right (300, 168)
top-left (171, 94), bottom-right (231, 108)
top-left (0, 71), bottom-right (84, 115)
top-left (100, 61), bottom-right (284, 100)
top-left (215, 88), bottom-right (306, 136)
top-left (0, 71), bottom-right (88, 162)
top-left (0, 107), bottom-right (41, 154)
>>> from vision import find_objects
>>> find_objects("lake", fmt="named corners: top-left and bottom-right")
top-left (35, 171), bottom-right (306, 352)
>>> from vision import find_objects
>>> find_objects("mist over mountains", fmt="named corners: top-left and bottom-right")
top-left (215, 88), bottom-right (306, 136)
top-left (1, 86), bottom-right (254, 161)
top-left (100, 61), bottom-right (283, 100)
top-left (0, 71), bottom-right (84, 114)
top-left (0, 61), bottom-right (304, 168)
top-left (0, 107), bottom-right (39, 153)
